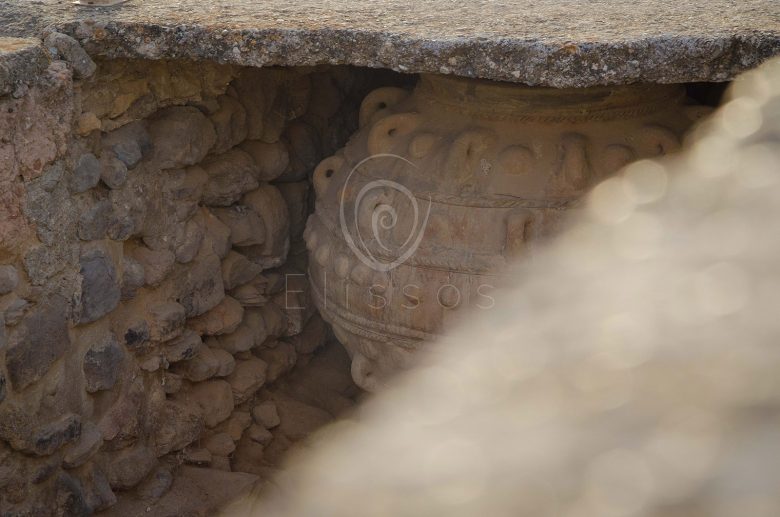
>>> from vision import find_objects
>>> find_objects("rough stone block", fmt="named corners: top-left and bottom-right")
top-left (201, 149), bottom-right (260, 206)
top-left (0, 265), bottom-right (19, 294)
top-left (147, 106), bottom-right (216, 169)
top-left (43, 32), bottom-right (96, 79)
top-left (136, 466), bottom-right (173, 502)
top-left (120, 255), bottom-right (145, 300)
top-left (204, 432), bottom-right (236, 457)
top-left (221, 250), bottom-right (263, 291)
top-left (63, 422), bottom-right (103, 469)
top-left (101, 121), bottom-right (149, 169)
top-left (99, 151), bottom-right (128, 189)
top-left (168, 247), bottom-right (225, 317)
top-left (132, 246), bottom-right (175, 287)
top-left (256, 342), bottom-right (297, 383)
top-left (148, 301), bottom-right (186, 342)
top-left (104, 444), bottom-right (157, 490)
top-left (218, 411), bottom-right (252, 442)
top-left (163, 329), bottom-right (202, 363)
top-left (239, 140), bottom-right (289, 182)
top-left (287, 313), bottom-right (328, 355)
top-left (226, 357), bottom-right (268, 404)
top-left (240, 184), bottom-right (290, 269)
top-left (187, 295), bottom-right (244, 336)
top-left (209, 95), bottom-right (248, 154)
top-left (77, 199), bottom-right (112, 241)
top-left (247, 424), bottom-right (273, 446)
top-left (212, 206), bottom-right (266, 248)
top-left (174, 345), bottom-right (220, 382)
top-left (202, 208), bottom-right (232, 259)
top-left (251, 400), bottom-right (280, 429)
top-left (152, 400), bottom-right (204, 456)
top-left (70, 153), bottom-right (101, 193)
top-left (76, 463), bottom-right (117, 513)
top-left (185, 380), bottom-right (234, 428)
top-left (206, 323), bottom-right (255, 354)
top-left (5, 294), bottom-right (70, 390)
top-left (79, 247), bottom-right (121, 324)
top-left (83, 333), bottom-right (124, 393)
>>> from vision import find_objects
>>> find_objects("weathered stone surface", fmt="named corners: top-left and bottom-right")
top-left (0, 410), bottom-right (81, 456)
top-left (204, 432), bottom-right (236, 456)
top-left (201, 149), bottom-right (260, 207)
top-left (99, 151), bottom-right (128, 189)
top-left (101, 121), bottom-right (149, 169)
top-left (79, 247), bottom-right (121, 323)
top-left (77, 199), bottom-right (112, 241)
top-left (132, 246), bottom-right (175, 287)
top-left (256, 341), bottom-right (296, 383)
top-left (210, 95), bottom-right (248, 154)
top-left (5, 1), bottom-right (778, 87)
top-left (221, 250), bottom-right (262, 290)
top-left (0, 37), bottom-right (49, 96)
top-left (0, 265), bottom-right (19, 294)
top-left (152, 400), bottom-right (204, 456)
top-left (76, 463), bottom-right (117, 513)
top-left (168, 247), bottom-right (225, 317)
top-left (188, 295), bottom-right (244, 336)
top-left (226, 357), bottom-right (268, 404)
top-left (202, 208), bottom-right (232, 259)
top-left (5, 294), bottom-right (70, 390)
top-left (240, 184), bottom-right (290, 268)
top-left (206, 322), bottom-right (255, 354)
top-left (163, 329), bottom-right (202, 363)
top-left (83, 333), bottom-right (124, 393)
top-left (274, 395), bottom-right (332, 441)
top-left (63, 422), bottom-right (103, 469)
top-left (136, 466), bottom-right (174, 502)
top-left (147, 106), bottom-right (216, 169)
top-left (104, 444), bottom-right (157, 490)
top-left (184, 380), bottom-right (234, 428)
top-left (148, 301), bottom-right (186, 341)
top-left (218, 411), bottom-right (252, 442)
top-left (43, 32), bottom-right (95, 79)
top-left (70, 153), bottom-right (101, 193)
top-left (212, 207), bottom-right (265, 248)
top-left (174, 346), bottom-right (219, 382)
top-left (120, 255), bottom-right (145, 300)
top-left (239, 140), bottom-right (289, 182)
top-left (246, 424), bottom-right (273, 446)
top-left (287, 313), bottom-right (327, 355)
top-left (251, 400), bottom-right (280, 429)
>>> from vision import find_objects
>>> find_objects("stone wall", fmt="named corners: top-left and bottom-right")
top-left (0, 34), bottom-right (395, 515)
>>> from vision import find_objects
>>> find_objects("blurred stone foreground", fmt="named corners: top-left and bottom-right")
top-left (226, 59), bottom-right (780, 516)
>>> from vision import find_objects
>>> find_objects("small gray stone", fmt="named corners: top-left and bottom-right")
top-left (132, 247), bottom-right (175, 287)
top-left (152, 400), bottom-right (204, 456)
top-left (102, 121), bottom-right (149, 169)
top-left (79, 248), bottom-right (121, 324)
top-left (0, 265), bottom-right (19, 294)
top-left (70, 153), bottom-right (101, 193)
top-left (83, 333), bottom-right (124, 393)
top-left (43, 32), bottom-right (96, 79)
top-left (78, 463), bottom-right (117, 513)
top-left (106, 212), bottom-right (135, 241)
top-left (99, 152), bottom-right (128, 189)
top-left (77, 199), bottom-right (112, 241)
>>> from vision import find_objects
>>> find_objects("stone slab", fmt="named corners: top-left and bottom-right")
top-left (0, 0), bottom-right (778, 86)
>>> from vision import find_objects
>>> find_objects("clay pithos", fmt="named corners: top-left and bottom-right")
top-left (307, 74), bottom-right (701, 391)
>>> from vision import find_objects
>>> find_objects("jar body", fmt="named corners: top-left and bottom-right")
top-left (306, 74), bottom-right (698, 391)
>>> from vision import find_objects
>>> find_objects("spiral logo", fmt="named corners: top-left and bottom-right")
top-left (339, 154), bottom-right (431, 272)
